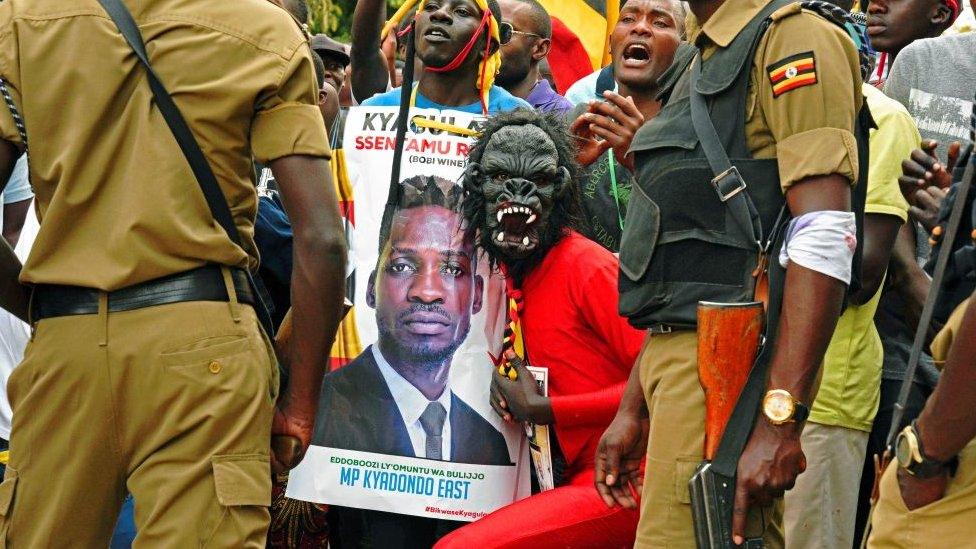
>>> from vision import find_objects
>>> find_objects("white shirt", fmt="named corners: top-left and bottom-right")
top-left (0, 159), bottom-right (36, 440)
top-left (372, 345), bottom-right (452, 460)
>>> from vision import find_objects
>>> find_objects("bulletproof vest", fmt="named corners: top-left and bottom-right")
top-left (619, 0), bottom-right (793, 329)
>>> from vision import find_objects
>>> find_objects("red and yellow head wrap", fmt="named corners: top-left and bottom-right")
top-left (382, 0), bottom-right (503, 115)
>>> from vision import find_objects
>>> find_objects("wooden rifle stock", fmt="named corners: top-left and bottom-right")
top-left (697, 301), bottom-right (765, 461)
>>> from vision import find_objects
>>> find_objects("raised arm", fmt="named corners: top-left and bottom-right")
top-left (351, 0), bottom-right (392, 103)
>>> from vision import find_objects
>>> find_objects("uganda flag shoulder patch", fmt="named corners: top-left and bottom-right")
top-left (767, 52), bottom-right (817, 98)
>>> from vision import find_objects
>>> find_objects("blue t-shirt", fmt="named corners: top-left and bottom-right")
top-left (362, 85), bottom-right (531, 114)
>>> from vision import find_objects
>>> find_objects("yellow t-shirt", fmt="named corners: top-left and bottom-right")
top-left (809, 84), bottom-right (916, 431)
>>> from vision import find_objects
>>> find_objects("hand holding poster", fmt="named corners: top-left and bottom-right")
top-left (287, 106), bottom-right (529, 521)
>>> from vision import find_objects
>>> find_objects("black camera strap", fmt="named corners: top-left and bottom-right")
top-left (96, 0), bottom-right (274, 336)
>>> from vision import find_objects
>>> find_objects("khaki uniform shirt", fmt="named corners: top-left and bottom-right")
top-left (688, 0), bottom-right (863, 192)
top-left (0, 0), bottom-right (331, 290)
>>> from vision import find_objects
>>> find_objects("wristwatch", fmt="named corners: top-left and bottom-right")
top-left (895, 420), bottom-right (958, 479)
top-left (761, 389), bottom-right (810, 426)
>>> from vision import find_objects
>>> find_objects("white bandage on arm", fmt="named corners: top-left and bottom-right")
top-left (778, 211), bottom-right (857, 284)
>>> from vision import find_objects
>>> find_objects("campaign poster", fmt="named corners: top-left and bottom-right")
top-left (287, 106), bottom-right (530, 521)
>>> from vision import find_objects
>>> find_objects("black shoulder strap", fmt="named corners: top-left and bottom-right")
top-left (96, 0), bottom-right (237, 246)
top-left (711, 220), bottom-right (788, 477)
top-left (96, 0), bottom-right (274, 335)
top-left (688, 54), bottom-right (762, 248)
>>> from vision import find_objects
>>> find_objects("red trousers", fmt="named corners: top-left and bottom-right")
top-left (433, 469), bottom-right (639, 549)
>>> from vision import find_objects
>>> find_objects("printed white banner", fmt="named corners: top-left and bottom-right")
top-left (288, 447), bottom-right (528, 521)
top-left (287, 106), bottom-right (529, 520)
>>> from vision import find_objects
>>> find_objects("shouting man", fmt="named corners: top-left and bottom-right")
top-left (570, 0), bottom-right (687, 251)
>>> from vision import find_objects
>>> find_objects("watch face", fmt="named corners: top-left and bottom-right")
top-left (895, 432), bottom-right (912, 467)
top-left (763, 391), bottom-right (795, 423)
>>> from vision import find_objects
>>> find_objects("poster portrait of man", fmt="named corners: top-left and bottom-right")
top-left (312, 174), bottom-right (512, 466)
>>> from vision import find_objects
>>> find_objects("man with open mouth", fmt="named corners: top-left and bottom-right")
top-left (568, 0), bottom-right (688, 253)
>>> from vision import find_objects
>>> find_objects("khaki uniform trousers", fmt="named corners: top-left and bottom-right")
top-left (636, 331), bottom-right (784, 548)
top-left (868, 439), bottom-right (976, 548)
top-left (0, 293), bottom-right (278, 547)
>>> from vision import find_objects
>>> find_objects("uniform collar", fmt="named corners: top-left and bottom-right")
top-left (687, 0), bottom-right (769, 48)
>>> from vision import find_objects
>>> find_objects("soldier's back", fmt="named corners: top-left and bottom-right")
top-left (0, 0), bottom-right (321, 289)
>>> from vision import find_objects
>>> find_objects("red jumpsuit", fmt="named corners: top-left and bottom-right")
top-left (435, 231), bottom-right (647, 548)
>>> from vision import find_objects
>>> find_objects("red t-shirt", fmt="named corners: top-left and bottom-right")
top-left (520, 231), bottom-right (646, 473)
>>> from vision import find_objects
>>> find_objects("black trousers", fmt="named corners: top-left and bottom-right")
top-left (330, 507), bottom-right (464, 549)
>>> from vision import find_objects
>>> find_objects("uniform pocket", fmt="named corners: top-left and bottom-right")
top-left (619, 188), bottom-right (660, 282)
top-left (0, 467), bottom-right (18, 548)
top-left (212, 454), bottom-right (271, 507)
top-left (888, 463), bottom-right (944, 515)
top-left (160, 335), bottom-right (251, 369)
top-left (203, 455), bottom-right (271, 547)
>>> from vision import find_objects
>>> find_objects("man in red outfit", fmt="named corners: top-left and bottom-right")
top-left (434, 109), bottom-right (646, 548)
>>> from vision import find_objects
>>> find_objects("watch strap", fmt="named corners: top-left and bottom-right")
top-left (793, 400), bottom-right (810, 423)
top-left (905, 420), bottom-right (959, 479)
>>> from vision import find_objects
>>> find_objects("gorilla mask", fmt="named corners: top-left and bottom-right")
top-left (464, 122), bottom-right (571, 265)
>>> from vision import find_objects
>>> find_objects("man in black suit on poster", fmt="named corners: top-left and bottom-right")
top-left (314, 175), bottom-right (512, 548)
top-left (313, 174), bottom-right (510, 465)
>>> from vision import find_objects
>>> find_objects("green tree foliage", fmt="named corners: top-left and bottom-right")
top-left (308, 0), bottom-right (407, 41)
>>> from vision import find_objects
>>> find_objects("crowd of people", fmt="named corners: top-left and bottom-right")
top-left (0, 0), bottom-right (971, 547)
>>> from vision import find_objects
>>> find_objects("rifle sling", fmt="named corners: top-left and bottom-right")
top-left (688, 55), bottom-right (763, 248)
top-left (688, 54), bottom-right (788, 478)
top-left (95, 0), bottom-right (275, 337)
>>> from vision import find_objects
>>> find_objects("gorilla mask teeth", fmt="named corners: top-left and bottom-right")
top-left (496, 211), bottom-right (504, 223)
top-left (522, 236), bottom-right (530, 246)
top-left (527, 214), bottom-right (537, 224)
top-left (497, 231), bottom-right (505, 242)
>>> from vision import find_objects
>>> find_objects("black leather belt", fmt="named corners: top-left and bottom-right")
top-left (30, 265), bottom-right (255, 322)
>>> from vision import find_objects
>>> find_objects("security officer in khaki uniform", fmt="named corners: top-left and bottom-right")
top-left (0, 0), bottom-right (346, 545)
top-left (595, 0), bottom-right (865, 546)
top-left (867, 295), bottom-right (976, 548)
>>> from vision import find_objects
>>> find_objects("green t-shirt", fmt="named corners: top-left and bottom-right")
top-left (809, 84), bottom-right (914, 431)
top-left (579, 150), bottom-right (631, 252)
top-left (570, 104), bottom-right (632, 252)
